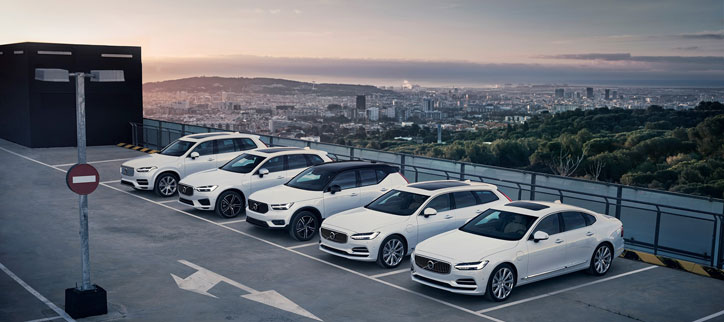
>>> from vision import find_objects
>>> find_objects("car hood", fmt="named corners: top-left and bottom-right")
top-left (179, 168), bottom-right (245, 187)
top-left (248, 185), bottom-right (322, 204)
top-left (416, 230), bottom-right (519, 263)
top-left (122, 153), bottom-right (178, 168)
top-left (323, 208), bottom-right (409, 234)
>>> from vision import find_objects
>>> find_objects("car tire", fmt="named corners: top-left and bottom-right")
top-left (376, 235), bottom-right (406, 269)
top-left (587, 243), bottom-right (613, 276)
top-left (154, 173), bottom-right (178, 197)
top-left (215, 190), bottom-right (245, 218)
top-left (289, 211), bottom-right (318, 241)
top-left (485, 264), bottom-right (515, 302)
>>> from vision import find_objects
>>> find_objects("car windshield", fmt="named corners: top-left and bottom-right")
top-left (160, 140), bottom-right (195, 157)
top-left (286, 167), bottom-right (337, 191)
top-left (220, 153), bottom-right (265, 174)
top-left (460, 209), bottom-right (537, 241)
top-left (365, 190), bottom-right (429, 216)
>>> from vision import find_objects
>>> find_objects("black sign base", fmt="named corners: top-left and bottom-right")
top-left (64, 284), bottom-right (108, 318)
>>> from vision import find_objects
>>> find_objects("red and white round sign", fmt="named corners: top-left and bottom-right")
top-left (66, 163), bottom-right (100, 195)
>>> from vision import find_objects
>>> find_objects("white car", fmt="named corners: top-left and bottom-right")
top-left (246, 161), bottom-right (408, 241)
top-left (411, 200), bottom-right (624, 301)
top-left (177, 147), bottom-right (332, 218)
top-left (120, 132), bottom-right (265, 197)
top-left (319, 180), bottom-right (510, 268)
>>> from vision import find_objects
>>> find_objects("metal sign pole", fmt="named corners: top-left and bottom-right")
top-left (74, 72), bottom-right (92, 291)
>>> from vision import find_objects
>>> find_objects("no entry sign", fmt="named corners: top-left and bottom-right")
top-left (66, 163), bottom-right (100, 195)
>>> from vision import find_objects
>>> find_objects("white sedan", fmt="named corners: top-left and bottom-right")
top-left (411, 201), bottom-right (624, 301)
top-left (320, 180), bottom-right (510, 268)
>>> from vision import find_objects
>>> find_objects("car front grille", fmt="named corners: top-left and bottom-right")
top-left (321, 228), bottom-right (347, 243)
top-left (178, 184), bottom-right (193, 196)
top-left (179, 198), bottom-right (194, 206)
top-left (414, 255), bottom-right (451, 274)
top-left (121, 166), bottom-right (134, 176)
top-left (247, 199), bottom-right (268, 214)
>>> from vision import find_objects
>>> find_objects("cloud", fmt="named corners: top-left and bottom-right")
top-left (675, 46), bottom-right (701, 51)
top-left (293, 9), bottom-right (302, 14)
top-left (539, 53), bottom-right (724, 66)
top-left (676, 30), bottom-right (724, 40)
top-left (143, 54), bottom-right (724, 87)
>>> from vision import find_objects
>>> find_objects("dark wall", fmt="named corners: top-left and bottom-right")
top-left (0, 44), bottom-right (31, 146)
top-left (0, 42), bottom-right (142, 148)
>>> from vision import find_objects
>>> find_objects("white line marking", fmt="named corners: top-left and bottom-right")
top-left (0, 262), bottom-right (74, 322)
top-left (0, 146), bottom-right (502, 322)
top-left (477, 265), bottom-right (658, 314)
top-left (370, 269), bottom-right (409, 279)
top-left (53, 158), bottom-right (132, 167)
top-left (287, 242), bottom-right (318, 250)
top-left (693, 309), bottom-right (724, 322)
top-left (25, 316), bottom-right (63, 322)
top-left (221, 218), bottom-right (247, 225)
top-left (100, 180), bottom-right (121, 184)
top-left (72, 175), bottom-right (97, 184)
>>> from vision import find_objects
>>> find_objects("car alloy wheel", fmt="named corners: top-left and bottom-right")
top-left (295, 214), bottom-right (316, 240)
top-left (217, 191), bottom-right (243, 218)
top-left (382, 238), bottom-right (404, 267)
top-left (155, 174), bottom-right (177, 197)
top-left (490, 266), bottom-right (514, 301)
top-left (593, 245), bottom-right (612, 274)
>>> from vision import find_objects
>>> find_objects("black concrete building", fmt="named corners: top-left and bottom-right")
top-left (0, 42), bottom-right (142, 148)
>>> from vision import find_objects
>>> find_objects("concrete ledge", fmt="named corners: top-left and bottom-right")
top-left (621, 249), bottom-right (724, 280)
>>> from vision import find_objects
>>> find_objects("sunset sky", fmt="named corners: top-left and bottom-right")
top-left (3, 0), bottom-right (723, 86)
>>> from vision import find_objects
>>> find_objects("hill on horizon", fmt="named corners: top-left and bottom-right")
top-left (143, 76), bottom-right (395, 97)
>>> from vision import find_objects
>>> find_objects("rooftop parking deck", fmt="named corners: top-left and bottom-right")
top-left (1, 138), bottom-right (723, 322)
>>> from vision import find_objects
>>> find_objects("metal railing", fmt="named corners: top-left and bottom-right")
top-left (131, 118), bottom-right (724, 269)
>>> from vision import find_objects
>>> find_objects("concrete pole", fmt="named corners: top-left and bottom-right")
top-left (74, 73), bottom-right (92, 291)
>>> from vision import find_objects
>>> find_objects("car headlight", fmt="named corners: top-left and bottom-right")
top-left (454, 260), bottom-right (489, 270)
top-left (194, 185), bottom-right (218, 192)
top-left (350, 232), bottom-right (380, 240)
top-left (270, 202), bottom-right (294, 210)
top-left (136, 166), bottom-right (157, 173)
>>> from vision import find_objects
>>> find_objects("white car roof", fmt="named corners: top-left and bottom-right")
top-left (246, 147), bottom-right (328, 157)
top-left (491, 200), bottom-right (592, 218)
top-left (179, 132), bottom-right (261, 142)
top-left (397, 180), bottom-right (499, 196)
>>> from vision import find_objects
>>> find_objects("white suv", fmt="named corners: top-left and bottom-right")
top-left (246, 161), bottom-right (408, 241)
top-left (177, 147), bottom-right (332, 218)
top-left (320, 180), bottom-right (510, 268)
top-left (120, 132), bottom-right (265, 197)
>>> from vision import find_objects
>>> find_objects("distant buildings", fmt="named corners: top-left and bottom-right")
top-left (605, 89), bottom-right (610, 101)
top-left (367, 107), bottom-right (379, 121)
top-left (423, 98), bottom-right (434, 112)
top-left (586, 87), bottom-right (594, 99)
top-left (356, 95), bottom-right (366, 110)
top-left (555, 88), bottom-right (564, 98)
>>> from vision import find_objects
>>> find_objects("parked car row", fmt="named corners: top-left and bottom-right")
top-left (120, 133), bottom-right (625, 301)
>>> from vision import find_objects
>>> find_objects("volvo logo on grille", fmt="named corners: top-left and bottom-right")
top-left (328, 232), bottom-right (336, 240)
top-left (426, 260), bottom-right (436, 270)
top-left (250, 202), bottom-right (258, 211)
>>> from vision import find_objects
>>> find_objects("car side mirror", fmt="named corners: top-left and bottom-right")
top-left (258, 168), bottom-right (269, 178)
top-left (423, 208), bottom-right (437, 217)
top-left (533, 231), bottom-right (549, 242)
top-left (327, 185), bottom-right (341, 194)
top-left (189, 151), bottom-right (200, 159)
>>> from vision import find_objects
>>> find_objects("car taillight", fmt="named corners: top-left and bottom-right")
top-left (499, 190), bottom-right (512, 202)
top-left (620, 225), bottom-right (624, 237)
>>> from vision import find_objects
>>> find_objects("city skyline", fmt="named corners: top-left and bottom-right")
top-left (3, 0), bottom-right (724, 86)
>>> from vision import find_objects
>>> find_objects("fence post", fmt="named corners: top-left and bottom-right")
top-left (181, 124), bottom-right (186, 136)
top-left (156, 123), bottom-right (162, 150)
top-left (615, 186), bottom-right (623, 219)
top-left (460, 163), bottom-right (465, 180)
top-left (269, 136), bottom-right (274, 147)
top-left (530, 173), bottom-right (537, 200)
top-left (350, 147), bottom-right (355, 160)
top-left (653, 207), bottom-right (661, 255)
top-left (400, 155), bottom-right (406, 175)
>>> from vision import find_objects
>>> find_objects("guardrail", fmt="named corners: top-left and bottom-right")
top-left (131, 118), bottom-right (724, 269)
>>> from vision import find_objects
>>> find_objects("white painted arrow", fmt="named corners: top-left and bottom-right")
top-left (171, 259), bottom-right (322, 321)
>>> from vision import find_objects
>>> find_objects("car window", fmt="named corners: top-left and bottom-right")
top-left (426, 194), bottom-right (451, 212)
top-left (453, 191), bottom-right (477, 209)
top-left (287, 154), bottom-right (308, 170)
top-left (261, 156), bottom-right (285, 173)
top-left (375, 169), bottom-right (388, 183)
top-left (306, 154), bottom-right (325, 166)
top-left (160, 140), bottom-right (195, 157)
top-left (234, 138), bottom-right (257, 151)
top-left (220, 153), bottom-right (265, 174)
top-left (365, 190), bottom-right (429, 216)
top-left (191, 141), bottom-right (214, 156)
top-left (216, 139), bottom-right (236, 154)
top-left (561, 212), bottom-right (586, 231)
top-left (460, 209), bottom-right (536, 241)
top-left (359, 169), bottom-right (377, 187)
top-left (581, 212), bottom-right (597, 226)
top-left (474, 191), bottom-right (499, 204)
top-left (533, 214), bottom-right (560, 236)
top-left (328, 170), bottom-right (357, 190)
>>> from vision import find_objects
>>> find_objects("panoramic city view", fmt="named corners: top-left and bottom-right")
top-left (1, 1), bottom-right (723, 322)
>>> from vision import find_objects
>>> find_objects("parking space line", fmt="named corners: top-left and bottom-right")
top-left (693, 309), bottom-right (724, 322)
top-left (477, 265), bottom-right (657, 314)
top-left (287, 242), bottom-right (318, 250)
top-left (2, 147), bottom-right (503, 322)
top-left (52, 158), bottom-right (132, 167)
top-left (25, 316), bottom-right (63, 322)
top-left (220, 218), bottom-right (247, 225)
top-left (0, 262), bottom-right (74, 322)
top-left (370, 269), bottom-right (409, 279)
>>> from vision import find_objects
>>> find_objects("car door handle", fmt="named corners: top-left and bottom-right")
top-left (586, 232), bottom-right (594, 236)
top-left (207, 158), bottom-right (215, 161)
top-left (555, 239), bottom-right (564, 244)
top-left (444, 215), bottom-right (453, 219)
top-left (380, 188), bottom-right (388, 192)
top-left (350, 193), bottom-right (358, 197)
top-left (276, 176), bottom-right (284, 179)
top-left (475, 209), bottom-right (483, 214)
